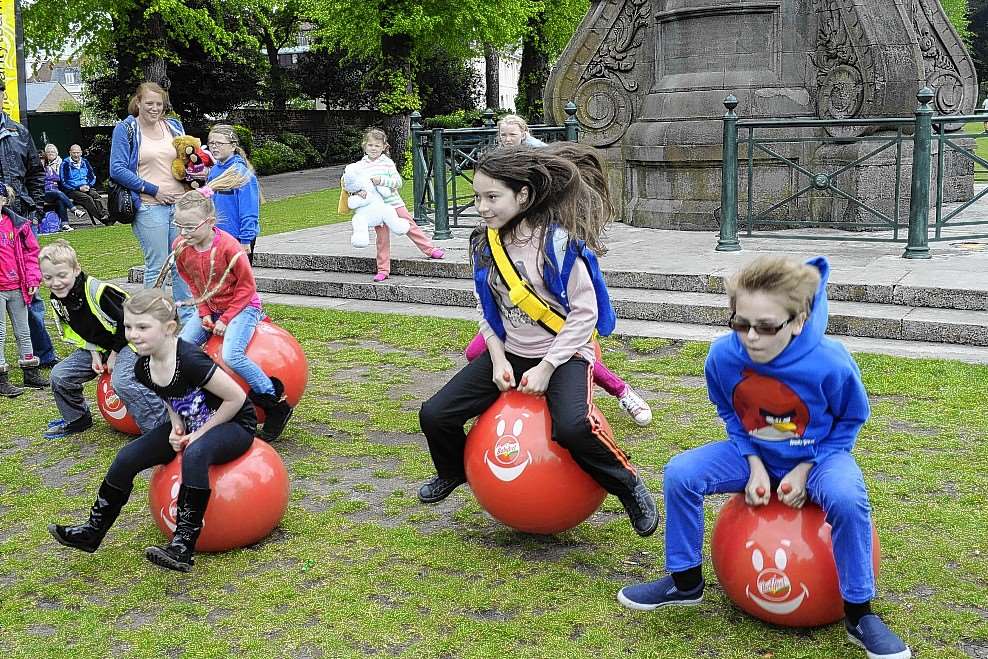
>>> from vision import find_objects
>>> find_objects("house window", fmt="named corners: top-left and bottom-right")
top-left (64, 71), bottom-right (78, 85)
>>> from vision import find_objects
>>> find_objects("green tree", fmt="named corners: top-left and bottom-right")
top-left (310, 0), bottom-right (532, 168)
top-left (969, 0), bottom-right (988, 99)
top-left (940, 0), bottom-right (972, 40)
top-left (23, 0), bottom-right (286, 120)
top-left (515, 0), bottom-right (588, 122)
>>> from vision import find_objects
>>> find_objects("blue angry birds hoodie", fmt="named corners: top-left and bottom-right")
top-left (704, 256), bottom-right (870, 472)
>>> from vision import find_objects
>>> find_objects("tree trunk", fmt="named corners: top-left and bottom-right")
top-left (262, 28), bottom-right (287, 112)
top-left (483, 43), bottom-right (500, 110)
top-left (143, 12), bottom-right (169, 88)
top-left (380, 32), bottom-right (415, 171)
top-left (516, 9), bottom-right (550, 123)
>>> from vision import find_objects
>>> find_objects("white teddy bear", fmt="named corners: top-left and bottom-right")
top-left (342, 167), bottom-right (410, 248)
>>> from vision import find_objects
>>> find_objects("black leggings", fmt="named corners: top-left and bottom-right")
top-left (107, 421), bottom-right (253, 489)
top-left (419, 351), bottom-right (640, 497)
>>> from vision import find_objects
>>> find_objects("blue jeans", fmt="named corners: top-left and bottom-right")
top-left (45, 189), bottom-right (73, 224)
top-left (28, 294), bottom-right (57, 364)
top-left (132, 203), bottom-right (193, 322)
top-left (180, 305), bottom-right (274, 395)
top-left (50, 346), bottom-right (167, 433)
top-left (663, 440), bottom-right (876, 603)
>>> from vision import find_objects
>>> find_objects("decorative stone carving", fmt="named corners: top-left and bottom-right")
top-left (543, 0), bottom-right (979, 230)
top-left (545, 0), bottom-right (649, 146)
top-left (912, 0), bottom-right (976, 116)
top-left (812, 1), bottom-right (865, 126)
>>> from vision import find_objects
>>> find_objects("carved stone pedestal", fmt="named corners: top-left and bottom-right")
top-left (545, 0), bottom-right (979, 230)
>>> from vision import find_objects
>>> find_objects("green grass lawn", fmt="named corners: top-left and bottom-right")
top-left (966, 121), bottom-right (988, 182)
top-left (2, 181), bottom-right (986, 657)
top-left (39, 185), bottom-right (359, 280)
top-left (1, 305), bottom-right (986, 658)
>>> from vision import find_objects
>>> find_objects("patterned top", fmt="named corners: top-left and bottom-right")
top-left (136, 338), bottom-right (256, 434)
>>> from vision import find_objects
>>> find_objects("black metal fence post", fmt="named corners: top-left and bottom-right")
top-left (432, 128), bottom-right (451, 240)
top-left (410, 111), bottom-right (427, 226)
top-left (564, 101), bottom-right (579, 142)
top-left (716, 95), bottom-right (741, 252)
top-left (904, 88), bottom-right (933, 259)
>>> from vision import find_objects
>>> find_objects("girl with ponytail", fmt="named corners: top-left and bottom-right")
top-left (162, 167), bottom-right (294, 442)
top-left (205, 124), bottom-right (262, 263)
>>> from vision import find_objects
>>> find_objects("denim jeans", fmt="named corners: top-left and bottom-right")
top-left (132, 203), bottom-right (193, 322)
top-left (180, 305), bottom-right (274, 395)
top-left (28, 294), bottom-right (57, 364)
top-left (662, 440), bottom-right (875, 603)
top-left (0, 289), bottom-right (32, 367)
top-left (50, 347), bottom-right (167, 432)
top-left (45, 189), bottom-right (73, 224)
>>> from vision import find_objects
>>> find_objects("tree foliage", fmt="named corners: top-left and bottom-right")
top-left (515, 0), bottom-right (588, 122)
top-left (308, 0), bottom-right (532, 167)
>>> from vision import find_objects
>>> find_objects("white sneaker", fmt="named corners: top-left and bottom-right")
top-left (60, 224), bottom-right (74, 232)
top-left (618, 387), bottom-right (652, 426)
top-left (72, 207), bottom-right (87, 218)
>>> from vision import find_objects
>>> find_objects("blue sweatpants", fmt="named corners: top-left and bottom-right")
top-left (663, 440), bottom-right (875, 603)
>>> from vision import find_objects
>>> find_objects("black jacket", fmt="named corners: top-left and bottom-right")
top-left (0, 113), bottom-right (44, 217)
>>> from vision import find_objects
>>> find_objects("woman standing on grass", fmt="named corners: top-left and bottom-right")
top-left (109, 82), bottom-right (192, 320)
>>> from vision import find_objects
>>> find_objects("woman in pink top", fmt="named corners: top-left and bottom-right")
top-left (109, 82), bottom-right (193, 321)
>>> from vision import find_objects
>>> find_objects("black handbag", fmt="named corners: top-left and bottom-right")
top-left (106, 180), bottom-right (133, 225)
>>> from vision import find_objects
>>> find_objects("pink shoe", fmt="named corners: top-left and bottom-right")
top-left (373, 272), bottom-right (389, 282)
top-left (429, 248), bottom-right (445, 259)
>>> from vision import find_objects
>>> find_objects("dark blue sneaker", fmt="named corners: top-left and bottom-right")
top-left (44, 414), bottom-right (93, 439)
top-left (617, 574), bottom-right (704, 611)
top-left (845, 614), bottom-right (912, 659)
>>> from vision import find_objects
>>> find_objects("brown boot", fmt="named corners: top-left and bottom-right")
top-left (0, 367), bottom-right (24, 398)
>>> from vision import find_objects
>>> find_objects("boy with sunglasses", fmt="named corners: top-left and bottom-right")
top-left (618, 256), bottom-right (911, 659)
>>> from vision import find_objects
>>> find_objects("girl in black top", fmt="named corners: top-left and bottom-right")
top-left (48, 288), bottom-right (257, 572)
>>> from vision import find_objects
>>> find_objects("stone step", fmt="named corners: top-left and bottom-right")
top-left (254, 293), bottom-right (988, 365)
top-left (247, 251), bottom-right (988, 311)
top-left (128, 265), bottom-right (988, 346)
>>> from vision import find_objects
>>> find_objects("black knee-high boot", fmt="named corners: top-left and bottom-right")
top-left (144, 484), bottom-right (210, 572)
top-left (249, 376), bottom-right (294, 442)
top-left (48, 479), bottom-right (132, 552)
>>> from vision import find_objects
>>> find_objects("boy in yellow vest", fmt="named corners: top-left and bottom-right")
top-left (38, 240), bottom-right (166, 439)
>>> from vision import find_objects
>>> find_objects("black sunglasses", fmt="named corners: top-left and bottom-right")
top-left (728, 312), bottom-right (795, 336)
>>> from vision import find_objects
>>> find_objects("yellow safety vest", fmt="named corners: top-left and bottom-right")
top-left (50, 277), bottom-right (127, 351)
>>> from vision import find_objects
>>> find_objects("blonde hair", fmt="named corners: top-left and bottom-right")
top-left (38, 239), bottom-right (80, 270)
top-left (208, 124), bottom-right (256, 173)
top-left (124, 288), bottom-right (179, 327)
top-left (128, 82), bottom-right (171, 117)
top-left (725, 257), bottom-right (821, 317)
top-left (361, 128), bottom-right (389, 153)
top-left (172, 166), bottom-right (252, 225)
top-left (497, 114), bottom-right (530, 133)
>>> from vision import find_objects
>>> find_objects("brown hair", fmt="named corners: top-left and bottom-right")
top-left (124, 288), bottom-right (179, 327)
top-left (472, 141), bottom-right (613, 256)
top-left (725, 256), bottom-right (821, 317)
top-left (38, 239), bottom-right (80, 270)
top-left (361, 128), bottom-right (390, 153)
top-left (128, 82), bottom-right (171, 117)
